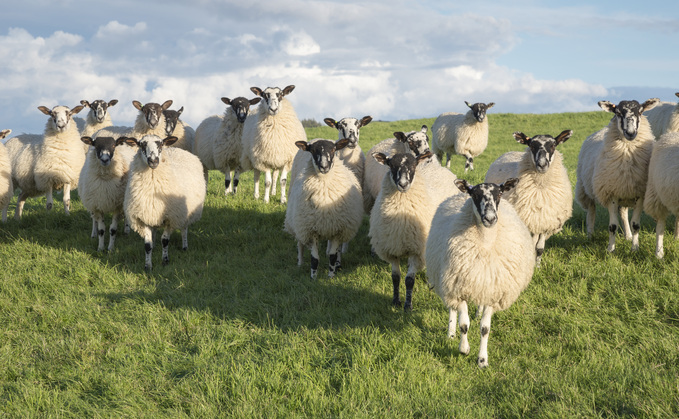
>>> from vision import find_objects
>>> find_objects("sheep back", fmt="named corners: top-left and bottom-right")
top-left (432, 111), bottom-right (488, 157)
top-left (426, 195), bottom-right (535, 311)
top-left (418, 157), bottom-right (459, 208)
top-left (644, 132), bottom-right (679, 220)
top-left (646, 101), bottom-right (679, 138)
top-left (194, 115), bottom-right (222, 170)
top-left (171, 121), bottom-right (195, 152)
top-left (5, 134), bottom-right (42, 197)
top-left (575, 128), bottom-right (605, 210)
top-left (484, 151), bottom-right (523, 184)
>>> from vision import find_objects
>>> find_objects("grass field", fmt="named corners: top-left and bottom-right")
top-left (1, 111), bottom-right (678, 417)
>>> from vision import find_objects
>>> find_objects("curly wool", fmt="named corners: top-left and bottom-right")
top-left (170, 120), bottom-right (195, 152)
top-left (5, 134), bottom-right (42, 197)
top-left (284, 157), bottom-right (363, 246)
top-left (195, 108), bottom-right (245, 172)
top-left (431, 111), bottom-right (489, 159)
top-left (426, 194), bottom-right (535, 311)
top-left (124, 147), bottom-right (206, 234)
top-left (644, 132), bottom-right (679, 220)
top-left (646, 101), bottom-right (679, 139)
top-left (33, 113), bottom-right (86, 193)
top-left (417, 155), bottom-right (459, 208)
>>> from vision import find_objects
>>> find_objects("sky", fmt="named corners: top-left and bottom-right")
top-left (2, 0), bottom-right (679, 136)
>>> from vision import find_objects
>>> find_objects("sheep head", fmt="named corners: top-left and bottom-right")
top-left (598, 98), bottom-right (659, 141)
top-left (513, 130), bottom-right (572, 174)
top-left (455, 178), bottom-right (518, 228)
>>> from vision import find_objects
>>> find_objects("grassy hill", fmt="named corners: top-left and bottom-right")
top-left (1, 111), bottom-right (677, 417)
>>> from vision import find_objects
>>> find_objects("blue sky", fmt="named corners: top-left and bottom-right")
top-left (2, 0), bottom-right (678, 136)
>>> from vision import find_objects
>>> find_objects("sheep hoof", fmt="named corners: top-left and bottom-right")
top-left (404, 302), bottom-right (413, 312)
top-left (391, 297), bottom-right (402, 307)
top-left (477, 357), bottom-right (488, 368)
top-left (459, 341), bottom-right (470, 355)
top-left (144, 264), bottom-right (152, 272)
top-left (656, 249), bottom-right (664, 259)
top-left (606, 244), bottom-right (615, 253)
top-left (162, 257), bottom-right (169, 265)
top-left (46, 203), bottom-right (52, 210)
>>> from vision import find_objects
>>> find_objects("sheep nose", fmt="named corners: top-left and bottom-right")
top-left (148, 158), bottom-right (159, 169)
top-left (100, 154), bottom-right (111, 165)
top-left (482, 213), bottom-right (497, 227)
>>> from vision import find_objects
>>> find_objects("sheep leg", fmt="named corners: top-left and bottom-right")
top-left (655, 217), bottom-right (666, 259)
top-left (253, 169), bottom-right (261, 200)
top-left (310, 238), bottom-right (319, 280)
top-left (585, 202), bottom-right (596, 239)
top-left (445, 152), bottom-right (452, 169)
top-left (606, 202), bottom-right (619, 253)
top-left (202, 166), bottom-right (209, 191)
top-left (475, 305), bottom-right (484, 318)
top-left (458, 301), bottom-right (470, 355)
top-left (447, 307), bottom-right (458, 338)
top-left (142, 226), bottom-right (153, 271)
top-left (15, 191), bottom-right (29, 219)
top-left (341, 241), bottom-right (349, 254)
top-left (297, 241), bottom-right (304, 266)
top-left (224, 166), bottom-right (232, 195)
top-left (263, 170), bottom-right (272, 203)
top-left (619, 206), bottom-right (632, 240)
top-left (1, 205), bottom-right (7, 223)
top-left (327, 239), bottom-right (340, 278)
top-left (279, 168), bottom-right (288, 204)
top-left (233, 169), bottom-right (240, 195)
top-left (630, 198), bottom-right (643, 251)
top-left (94, 211), bottom-right (106, 252)
top-left (181, 228), bottom-right (188, 250)
top-left (477, 305), bottom-right (493, 369)
top-left (463, 154), bottom-right (474, 172)
top-left (46, 186), bottom-right (53, 210)
top-left (161, 228), bottom-right (172, 265)
top-left (108, 212), bottom-right (119, 252)
top-left (390, 259), bottom-right (401, 307)
top-left (535, 233), bottom-right (546, 267)
top-left (271, 169), bottom-right (279, 197)
top-left (124, 218), bottom-right (130, 235)
top-left (404, 256), bottom-right (419, 311)
top-left (63, 183), bottom-right (71, 215)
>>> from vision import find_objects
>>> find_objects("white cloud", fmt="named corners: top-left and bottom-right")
top-left (281, 31), bottom-right (320, 56)
top-left (95, 21), bottom-right (147, 39)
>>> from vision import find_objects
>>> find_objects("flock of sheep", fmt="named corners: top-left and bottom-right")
top-left (1, 85), bottom-right (679, 368)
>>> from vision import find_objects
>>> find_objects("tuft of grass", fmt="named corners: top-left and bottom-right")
top-left (1, 111), bottom-right (678, 417)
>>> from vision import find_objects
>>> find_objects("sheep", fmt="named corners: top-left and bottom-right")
top-left (575, 98), bottom-right (658, 253)
top-left (162, 106), bottom-right (195, 152)
top-left (368, 149), bottom-right (442, 311)
top-left (284, 138), bottom-right (363, 279)
top-left (645, 92), bottom-right (679, 139)
top-left (5, 104), bottom-right (85, 218)
top-left (426, 178), bottom-right (535, 368)
top-left (485, 130), bottom-right (573, 266)
top-left (323, 116), bottom-right (373, 185)
top-left (363, 126), bottom-right (432, 213)
top-left (431, 101), bottom-right (495, 172)
top-left (0, 129), bottom-right (14, 222)
top-left (131, 100), bottom-right (173, 139)
top-left (78, 134), bottom-right (136, 251)
top-left (241, 85), bottom-right (307, 204)
top-left (193, 96), bottom-right (261, 196)
top-left (122, 134), bottom-right (206, 271)
top-left (78, 99), bottom-right (119, 138)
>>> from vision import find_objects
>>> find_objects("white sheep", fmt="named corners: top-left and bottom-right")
top-left (645, 92), bottom-right (679, 139)
top-left (363, 126), bottom-right (432, 213)
top-left (284, 138), bottom-right (363, 279)
top-left (5, 104), bottom-right (85, 218)
top-left (431, 101), bottom-right (495, 172)
top-left (426, 178), bottom-right (535, 368)
top-left (485, 130), bottom-right (573, 266)
top-left (78, 134), bottom-right (136, 251)
top-left (323, 116), bottom-right (373, 185)
top-left (241, 85), bottom-right (307, 204)
top-left (122, 134), bottom-right (206, 271)
top-left (162, 106), bottom-right (195, 152)
top-left (575, 98), bottom-right (658, 253)
top-left (368, 149), bottom-right (443, 311)
top-left (0, 129), bottom-right (14, 222)
top-left (193, 96), bottom-right (261, 195)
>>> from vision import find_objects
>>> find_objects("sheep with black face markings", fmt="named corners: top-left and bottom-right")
top-left (122, 134), bottom-right (206, 271)
top-left (485, 130), bottom-right (573, 266)
top-left (193, 96), bottom-right (261, 196)
top-left (77, 99), bottom-right (119, 138)
top-left (431, 101), bottom-right (495, 172)
top-left (575, 98), bottom-right (658, 253)
top-left (0, 129), bottom-right (14, 222)
top-left (284, 138), bottom-right (363, 279)
top-left (323, 116), bottom-right (372, 185)
top-left (131, 100), bottom-right (173, 139)
top-left (426, 178), bottom-right (535, 368)
top-left (162, 106), bottom-right (195, 152)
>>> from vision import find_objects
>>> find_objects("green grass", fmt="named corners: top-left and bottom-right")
top-left (1, 111), bottom-right (678, 417)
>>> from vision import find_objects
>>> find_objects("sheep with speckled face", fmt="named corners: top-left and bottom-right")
top-left (76, 99), bottom-right (118, 153)
top-left (323, 116), bottom-right (372, 185)
top-left (162, 106), bottom-right (195, 152)
top-left (284, 138), bottom-right (363, 279)
top-left (575, 98), bottom-right (658, 253)
top-left (0, 129), bottom-right (14, 222)
top-left (241, 85), bottom-right (306, 204)
top-left (431, 101), bottom-right (495, 172)
top-left (194, 96), bottom-right (261, 196)
top-left (485, 130), bottom-right (573, 266)
top-left (122, 134), bottom-right (206, 271)
top-left (5, 104), bottom-right (85, 218)
top-left (426, 179), bottom-right (535, 368)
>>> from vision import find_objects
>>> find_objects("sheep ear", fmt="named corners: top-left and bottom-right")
top-left (455, 179), bottom-right (472, 194)
top-left (38, 106), bottom-right (52, 116)
top-left (465, 101), bottom-right (472, 108)
top-left (250, 87), bottom-right (263, 97)
top-left (115, 137), bottom-right (129, 147)
top-left (416, 151), bottom-right (432, 165)
top-left (372, 152), bottom-right (388, 166)
top-left (70, 105), bottom-right (85, 115)
top-left (295, 141), bottom-right (309, 151)
top-left (221, 97), bottom-right (231, 105)
top-left (132, 100), bottom-right (143, 111)
top-left (359, 116), bottom-right (373, 128)
top-left (282, 85), bottom-right (295, 96)
top-left (335, 138), bottom-right (351, 151)
top-left (0, 129), bottom-right (12, 140)
top-left (161, 100), bottom-right (173, 111)
top-left (80, 100), bottom-right (90, 107)
top-left (420, 125), bottom-right (428, 134)
top-left (108, 99), bottom-right (118, 107)
top-left (177, 106), bottom-right (184, 115)
top-left (249, 97), bottom-right (261, 105)
top-left (598, 101), bottom-right (616, 113)
top-left (162, 136), bottom-right (178, 147)
top-left (486, 102), bottom-right (495, 109)
top-left (513, 132), bottom-right (531, 145)
top-left (500, 178), bottom-right (519, 193)
top-left (80, 136), bottom-right (94, 146)
top-left (394, 132), bottom-right (407, 143)
top-left (120, 137), bottom-right (139, 147)
top-left (641, 98), bottom-right (660, 113)
top-left (324, 118), bottom-right (337, 128)
top-left (555, 130), bottom-right (573, 145)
